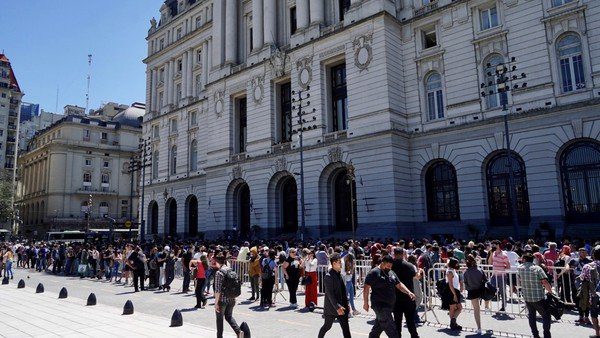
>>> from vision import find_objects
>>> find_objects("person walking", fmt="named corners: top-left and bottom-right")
top-left (363, 255), bottom-right (415, 338)
top-left (214, 253), bottom-right (242, 338)
top-left (191, 254), bottom-right (208, 308)
top-left (341, 252), bottom-right (360, 316)
top-left (518, 252), bottom-right (553, 338)
top-left (391, 247), bottom-right (419, 338)
top-left (3, 247), bottom-right (13, 280)
top-left (491, 243), bottom-right (510, 312)
top-left (446, 258), bottom-right (464, 331)
top-left (463, 254), bottom-right (486, 334)
top-left (260, 249), bottom-right (277, 308)
top-left (318, 253), bottom-right (352, 338)
top-left (282, 248), bottom-right (301, 308)
top-left (128, 246), bottom-right (146, 292)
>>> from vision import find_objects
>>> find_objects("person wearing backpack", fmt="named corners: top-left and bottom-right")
top-left (260, 249), bottom-right (277, 308)
top-left (580, 246), bottom-right (600, 338)
top-left (214, 253), bottom-right (242, 338)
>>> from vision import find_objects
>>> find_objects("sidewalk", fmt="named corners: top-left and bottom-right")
top-left (0, 283), bottom-right (235, 338)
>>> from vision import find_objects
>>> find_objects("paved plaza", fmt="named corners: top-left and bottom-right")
top-left (0, 267), bottom-right (595, 337)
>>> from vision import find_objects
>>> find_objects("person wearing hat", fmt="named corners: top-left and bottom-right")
top-left (392, 247), bottom-right (419, 338)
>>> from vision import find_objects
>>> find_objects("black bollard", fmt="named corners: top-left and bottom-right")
top-left (86, 293), bottom-right (97, 306)
top-left (240, 322), bottom-right (251, 338)
top-left (58, 287), bottom-right (68, 299)
top-left (2, 276), bottom-right (8, 285)
top-left (17, 279), bottom-right (25, 288)
top-left (123, 300), bottom-right (134, 315)
top-left (36, 283), bottom-right (44, 293)
top-left (170, 309), bottom-right (183, 327)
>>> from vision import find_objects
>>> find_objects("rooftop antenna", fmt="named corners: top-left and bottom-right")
top-left (85, 54), bottom-right (92, 114)
top-left (55, 85), bottom-right (59, 113)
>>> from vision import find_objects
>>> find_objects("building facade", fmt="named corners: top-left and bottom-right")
top-left (0, 54), bottom-right (23, 172)
top-left (16, 103), bottom-right (144, 237)
top-left (20, 102), bottom-right (40, 123)
top-left (142, 0), bottom-right (600, 240)
top-left (19, 109), bottom-right (63, 151)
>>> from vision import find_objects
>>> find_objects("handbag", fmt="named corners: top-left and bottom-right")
top-left (301, 275), bottom-right (312, 286)
top-left (482, 281), bottom-right (497, 301)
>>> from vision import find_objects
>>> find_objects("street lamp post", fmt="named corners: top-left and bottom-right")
top-left (480, 57), bottom-right (527, 240)
top-left (291, 86), bottom-right (317, 241)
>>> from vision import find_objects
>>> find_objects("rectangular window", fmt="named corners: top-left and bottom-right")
top-left (196, 16), bottom-right (202, 29)
top-left (196, 49), bottom-right (202, 64)
top-left (176, 27), bottom-right (182, 39)
top-left (101, 132), bottom-right (107, 140)
top-left (190, 111), bottom-right (197, 126)
top-left (176, 83), bottom-right (182, 101)
top-left (177, 59), bottom-right (183, 72)
top-left (290, 7), bottom-right (297, 35)
top-left (236, 98), bottom-right (247, 153)
top-left (339, 0), bottom-right (351, 21)
top-left (85, 158), bottom-right (92, 166)
top-left (101, 173), bottom-right (110, 184)
top-left (552, 0), bottom-right (574, 7)
top-left (160, 39), bottom-right (164, 50)
top-left (159, 68), bottom-right (165, 82)
top-left (249, 28), bottom-right (254, 51)
top-left (120, 206), bottom-right (128, 218)
top-left (423, 28), bottom-right (437, 49)
top-left (195, 74), bottom-right (202, 96)
top-left (83, 129), bottom-right (90, 141)
top-left (103, 160), bottom-right (109, 168)
top-left (170, 119), bottom-right (178, 133)
top-left (330, 64), bottom-right (348, 132)
top-left (83, 172), bottom-right (91, 183)
top-left (480, 6), bottom-right (499, 31)
top-left (280, 82), bottom-right (293, 142)
top-left (158, 92), bottom-right (164, 108)
top-left (153, 125), bottom-right (160, 138)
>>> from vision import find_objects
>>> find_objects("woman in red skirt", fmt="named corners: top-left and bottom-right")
top-left (302, 250), bottom-right (319, 308)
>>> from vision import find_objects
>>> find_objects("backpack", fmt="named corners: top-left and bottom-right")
top-left (262, 259), bottom-right (274, 280)
top-left (220, 267), bottom-right (241, 299)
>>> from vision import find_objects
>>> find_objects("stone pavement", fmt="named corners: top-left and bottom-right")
top-left (1, 267), bottom-right (596, 337)
top-left (0, 282), bottom-right (234, 337)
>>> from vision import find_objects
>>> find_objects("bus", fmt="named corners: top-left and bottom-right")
top-left (45, 231), bottom-right (86, 243)
top-left (0, 229), bottom-right (11, 242)
top-left (87, 228), bottom-right (139, 242)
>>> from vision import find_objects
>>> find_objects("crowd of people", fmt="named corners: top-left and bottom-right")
top-left (1, 235), bottom-right (600, 338)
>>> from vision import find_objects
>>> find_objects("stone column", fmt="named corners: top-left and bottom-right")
top-left (297, 0), bottom-right (310, 30)
top-left (225, 0), bottom-right (238, 64)
top-left (151, 68), bottom-right (158, 110)
top-left (252, 0), bottom-right (264, 50)
top-left (263, 0), bottom-right (276, 45)
top-left (202, 40), bottom-right (209, 88)
top-left (309, 0), bottom-right (324, 25)
top-left (181, 52), bottom-right (188, 102)
top-left (212, 0), bottom-right (224, 66)
top-left (187, 49), bottom-right (194, 97)
top-left (166, 60), bottom-right (174, 105)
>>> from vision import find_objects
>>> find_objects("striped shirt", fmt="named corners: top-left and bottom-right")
top-left (492, 251), bottom-right (510, 275)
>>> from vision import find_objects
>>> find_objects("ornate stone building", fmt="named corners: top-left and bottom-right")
top-left (16, 103), bottom-right (144, 237)
top-left (142, 0), bottom-right (600, 240)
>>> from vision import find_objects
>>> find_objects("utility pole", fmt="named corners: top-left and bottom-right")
top-left (480, 57), bottom-right (527, 240)
top-left (85, 54), bottom-right (92, 114)
top-left (291, 86), bottom-right (317, 241)
top-left (127, 138), bottom-right (152, 240)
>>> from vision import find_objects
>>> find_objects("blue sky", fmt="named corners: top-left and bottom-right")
top-left (0, 0), bottom-right (164, 113)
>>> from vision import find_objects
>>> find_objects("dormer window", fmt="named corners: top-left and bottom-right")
top-left (176, 27), bottom-right (182, 40)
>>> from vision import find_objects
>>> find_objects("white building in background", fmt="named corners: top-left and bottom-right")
top-left (16, 103), bottom-right (144, 237)
top-left (19, 109), bottom-right (63, 151)
top-left (142, 0), bottom-right (600, 240)
top-left (0, 54), bottom-right (23, 172)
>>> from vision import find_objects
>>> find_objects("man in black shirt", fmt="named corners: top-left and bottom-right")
top-left (392, 247), bottom-right (419, 338)
top-left (364, 255), bottom-right (415, 338)
top-left (318, 253), bottom-right (351, 338)
top-left (128, 247), bottom-right (146, 292)
top-left (181, 246), bottom-right (193, 293)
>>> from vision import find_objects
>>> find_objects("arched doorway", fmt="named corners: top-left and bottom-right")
top-left (485, 151), bottom-right (530, 226)
top-left (333, 168), bottom-right (357, 232)
top-left (280, 177), bottom-right (298, 233)
top-left (236, 183), bottom-right (251, 238)
top-left (560, 140), bottom-right (600, 222)
top-left (165, 198), bottom-right (177, 237)
top-left (186, 195), bottom-right (198, 237)
top-left (425, 160), bottom-right (460, 221)
top-left (148, 201), bottom-right (158, 235)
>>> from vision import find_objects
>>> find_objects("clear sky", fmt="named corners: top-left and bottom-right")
top-left (0, 0), bottom-right (164, 113)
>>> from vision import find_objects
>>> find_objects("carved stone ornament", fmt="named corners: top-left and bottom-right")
top-left (214, 90), bottom-right (224, 118)
top-left (328, 147), bottom-right (343, 164)
top-left (150, 17), bottom-right (157, 29)
top-left (296, 56), bottom-right (313, 90)
top-left (353, 32), bottom-right (373, 71)
top-left (274, 157), bottom-right (287, 172)
top-left (269, 49), bottom-right (290, 78)
top-left (232, 165), bottom-right (243, 180)
top-left (251, 75), bottom-right (264, 104)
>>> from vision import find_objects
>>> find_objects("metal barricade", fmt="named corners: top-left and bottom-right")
top-left (174, 259), bottom-right (183, 278)
top-left (228, 259), bottom-right (251, 284)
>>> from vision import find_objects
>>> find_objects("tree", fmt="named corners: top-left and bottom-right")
top-left (0, 169), bottom-right (15, 224)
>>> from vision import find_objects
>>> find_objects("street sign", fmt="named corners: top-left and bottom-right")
top-left (124, 220), bottom-right (132, 228)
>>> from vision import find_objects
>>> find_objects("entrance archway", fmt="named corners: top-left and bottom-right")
top-left (148, 201), bottom-right (158, 235)
top-left (165, 198), bottom-right (177, 237)
top-left (280, 177), bottom-right (298, 233)
top-left (237, 183), bottom-right (251, 238)
top-left (186, 195), bottom-right (198, 237)
top-left (333, 168), bottom-right (357, 232)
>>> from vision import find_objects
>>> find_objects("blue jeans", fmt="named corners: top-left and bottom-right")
top-left (346, 280), bottom-right (356, 311)
top-left (112, 262), bottom-right (120, 279)
top-left (4, 261), bottom-right (13, 278)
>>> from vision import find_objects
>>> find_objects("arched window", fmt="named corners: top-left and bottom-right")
top-left (426, 72), bottom-right (444, 120)
top-left (152, 150), bottom-right (159, 179)
top-left (190, 139), bottom-right (198, 172)
top-left (425, 161), bottom-right (460, 221)
top-left (557, 33), bottom-right (585, 93)
top-left (170, 145), bottom-right (177, 175)
top-left (560, 141), bottom-right (600, 222)
top-left (484, 54), bottom-right (508, 109)
top-left (486, 152), bottom-right (530, 226)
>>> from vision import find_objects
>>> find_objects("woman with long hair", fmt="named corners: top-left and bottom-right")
top-left (342, 253), bottom-right (360, 315)
top-left (302, 250), bottom-right (319, 308)
top-left (463, 254), bottom-right (486, 334)
top-left (446, 258), bottom-right (463, 331)
top-left (191, 254), bottom-right (208, 308)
